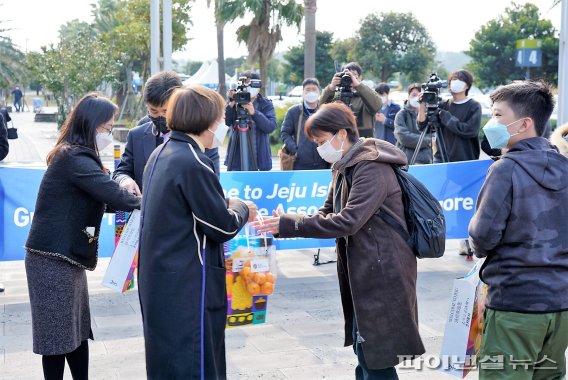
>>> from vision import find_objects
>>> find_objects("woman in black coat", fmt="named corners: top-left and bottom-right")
top-left (25, 93), bottom-right (141, 380)
top-left (138, 85), bottom-right (257, 379)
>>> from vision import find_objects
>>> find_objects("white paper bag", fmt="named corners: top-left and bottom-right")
top-left (440, 258), bottom-right (487, 378)
top-left (102, 210), bottom-right (141, 292)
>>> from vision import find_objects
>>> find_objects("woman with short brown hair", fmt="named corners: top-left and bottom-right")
top-left (138, 85), bottom-right (257, 379)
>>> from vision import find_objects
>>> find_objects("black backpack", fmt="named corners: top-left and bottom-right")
top-left (345, 165), bottom-right (446, 259)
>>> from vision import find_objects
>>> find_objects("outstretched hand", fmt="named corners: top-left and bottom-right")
top-left (250, 210), bottom-right (282, 235)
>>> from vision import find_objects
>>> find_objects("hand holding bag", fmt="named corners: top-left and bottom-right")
top-left (7, 120), bottom-right (18, 140)
top-left (278, 111), bottom-right (303, 171)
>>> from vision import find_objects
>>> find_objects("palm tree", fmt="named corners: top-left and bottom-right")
top-left (207, 0), bottom-right (227, 97)
top-left (218, 0), bottom-right (303, 95)
top-left (303, 0), bottom-right (316, 79)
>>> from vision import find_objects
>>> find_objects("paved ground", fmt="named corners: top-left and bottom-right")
top-left (0, 111), bottom-right (563, 379)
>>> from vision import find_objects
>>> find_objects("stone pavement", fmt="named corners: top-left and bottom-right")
top-left (1, 111), bottom-right (564, 379)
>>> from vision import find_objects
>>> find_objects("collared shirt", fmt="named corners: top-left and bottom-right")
top-left (187, 133), bottom-right (206, 152)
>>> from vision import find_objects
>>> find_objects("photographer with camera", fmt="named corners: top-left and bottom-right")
top-left (417, 69), bottom-right (482, 163)
top-left (225, 70), bottom-right (277, 171)
top-left (320, 62), bottom-right (382, 138)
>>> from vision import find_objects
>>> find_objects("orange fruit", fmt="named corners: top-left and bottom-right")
top-left (265, 272), bottom-right (275, 283)
top-left (247, 282), bottom-right (260, 295)
top-left (261, 282), bottom-right (274, 295)
top-left (240, 267), bottom-right (254, 280)
top-left (253, 272), bottom-right (267, 285)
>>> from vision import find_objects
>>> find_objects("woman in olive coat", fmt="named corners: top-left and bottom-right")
top-left (256, 102), bottom-right (425, 379)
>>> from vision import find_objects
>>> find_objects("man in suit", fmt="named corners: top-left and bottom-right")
top-left (113, 71), bottom-right (220, 194)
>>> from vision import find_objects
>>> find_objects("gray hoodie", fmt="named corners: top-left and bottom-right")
top-left (469, 137), bottom-right (568, 312)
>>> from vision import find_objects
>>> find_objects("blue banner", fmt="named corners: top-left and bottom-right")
top-left (0, 160), bottom-right (492, 261)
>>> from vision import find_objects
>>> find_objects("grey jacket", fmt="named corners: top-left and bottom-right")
top-left (469, 137), bottom-right (568, 313)
top-left (394, 102), bottom-right (432, 164)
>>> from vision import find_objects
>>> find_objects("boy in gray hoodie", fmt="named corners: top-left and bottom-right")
top-left (469, 80), bottom-right (568, 380)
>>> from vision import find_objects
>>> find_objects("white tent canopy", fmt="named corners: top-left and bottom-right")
top-left (183, 59), bottom-right (231, 89)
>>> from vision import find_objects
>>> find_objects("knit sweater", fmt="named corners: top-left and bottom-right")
top-left (26, 145), bottom-right (141, 270)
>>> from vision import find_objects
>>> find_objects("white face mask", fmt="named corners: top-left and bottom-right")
top-left (249, 88), bottom-right (260, 98)
top-left (450, 79), bottom-right (466, 94)
top-left (304, 91), bottom-right (319, 104)
top-left (316, 134), bottom-right (344, 164)
top-left (408, 97), bottom-right (420, 108)
top-left (96, 133), bottom-right (113, 151)
top-left (208, 122), bottom-right (229, 149)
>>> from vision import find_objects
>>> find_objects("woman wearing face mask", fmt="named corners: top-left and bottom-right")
top-left (280, 78), bottom-right (330, 170)
top-left (25, 93), bottom-right (141, 380)
top-left (255, 102), bottom-right (425, 380)
top-left (394, 83), bottom-right (433, 164)
top-left (138, 85), bottom-right (258, 379)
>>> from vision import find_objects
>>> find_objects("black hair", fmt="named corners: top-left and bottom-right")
top-left (490, 79), bottom-right (555, 137)
top-left (240, 70), bottom-right (260, 80)
top-left (302, 78), bottom-right (320, 88)
top-left (448, 69), bottom-right (474, 96)
top-left (144, 71), bottom-right (182, 106)
top-left (375, 83), bottom-right (390, 95)
top-left (305, 102), bottom-right (359, 143)
top-left (341, 62), bottom-right (362, 76)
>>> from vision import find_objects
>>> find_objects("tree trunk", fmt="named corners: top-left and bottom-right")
top-left (260, 54), bottom-right (268, 96)
top-left (216, 21), bottom-right (227, 98)
top-left (304, 0), bottom-right (317, 79)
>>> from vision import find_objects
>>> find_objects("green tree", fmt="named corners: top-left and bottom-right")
top-left (282, 31), bottom-right (335, 86)
top-left (26, 21), bottom-right (119, 126)
top-left (225, 56), bottom-right (246, 77)
top-left (466, 2), bottom-right (558, 89)
top-left (356, 12), bottom-right (436, 83)
top-left (218, 0), bottom-right (303, 94)
top-left (330, 37), bottom-right (357, 67)
top-left (0, 15), bottom-right (26, 89)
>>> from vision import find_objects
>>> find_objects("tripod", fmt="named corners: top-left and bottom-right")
top-left (410, 107), bottom-right (449, 165)
top-left (226, 104), bottom-right (258, 171)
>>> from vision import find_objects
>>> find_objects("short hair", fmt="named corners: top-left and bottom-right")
top-left (490, 79), bottom-right (555, 136)
top-left (239, 70), bottom-right (260, 80)
top-left (144, 71), bottom-right (182, 106)
top-left (305, 102), bottom-right (359, 143)
top-left (302, 78), bottom-right (320, 89)
top-left (47, 93), bottom-right (117, 165)
top-left (407, 83), bottom-right (421, 95)
top-left (341, 62), bottom-right (362, 76)
top-left (448, 69), bottom-right (474, 96)
top-left (166, 85), bottom-right (225, 135)
top-left (375, 83), bottom-right (390, 95)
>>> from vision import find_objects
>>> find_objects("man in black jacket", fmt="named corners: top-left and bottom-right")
top-left (418, 69), bottom-right (482, 163)
top-left (0, 112), bottom-right (7, 162)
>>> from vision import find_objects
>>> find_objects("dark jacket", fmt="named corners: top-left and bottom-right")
top-left (321, 83), bottom-right (382, 138)
top-left (138, 131), bottom-right (249, 379)
top-left (113, 121), bottom-right (220, 190)
top-left (375, 101), bottom-right (401, 145)
top-left (225, 95), bottom-right (277, 171)
top-left (280, 103), bottom-right (330, 170)
top-left (0, 113), bottom-right (7, 161)
top-left (419, 98), bottom-right (481, 162)
top-left (394, 102), bottom-right (432, 164)
top-left (278, 138), bottom-right (425, 369)
top-left (25, 145), bottom-right (141, 270)
top-left (469, 137), bottom-right (568, 313)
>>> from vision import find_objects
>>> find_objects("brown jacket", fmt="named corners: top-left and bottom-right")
top-left (320, 83), bottom-right (382, 137)
top-left (279, 139), bottom-right (425, 369)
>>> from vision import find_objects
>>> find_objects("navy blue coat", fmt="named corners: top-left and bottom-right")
top-left (113, 122), bottom-right (220, 191)
top-left (374, 102), bottom-right (401, 145)
top-left (224, 95), bottom-right (277, 171)
top-left (138, 131), bottom-right (249, 379)
top-left (0, 113), bottom-right (7, 161)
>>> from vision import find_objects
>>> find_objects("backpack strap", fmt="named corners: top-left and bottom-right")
top-left (344, 166), bottom-right (410, 242)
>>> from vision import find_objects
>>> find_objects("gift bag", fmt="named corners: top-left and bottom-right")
top-left (102, 210), bottom-right (140, 293)
top-left (225, 229), bottom-right (277, 328)
top-left (440, 258), bottom-right (488, 378)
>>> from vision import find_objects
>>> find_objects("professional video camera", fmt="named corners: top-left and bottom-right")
top-left (334, 69), bottom-right (354, 107)
top-left (420, 73), bottom-right (448, 109)
top-left (232, 76), bottom-right (262, 105)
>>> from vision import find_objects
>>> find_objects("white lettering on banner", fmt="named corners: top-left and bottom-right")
top-left (311, 182), bottom-right (332, 198)
top-left (275, 203), bottom-right (319, 215)
top-left (225, 188), bottom-right (240, 198)
top-left (266, 183), bottom-right (308, 202)
top-left (439, 197), bottom-right (474, 211)
top-left (14, 207), bottom-right (34, 227)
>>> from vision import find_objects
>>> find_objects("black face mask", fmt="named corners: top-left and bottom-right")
top-left (149, 115), bottom-right (168, 135)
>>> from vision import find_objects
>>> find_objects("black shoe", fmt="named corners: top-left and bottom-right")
top-left (0, 284), bottom-right (4, 292)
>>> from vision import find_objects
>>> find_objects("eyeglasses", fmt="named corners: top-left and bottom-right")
top-left (100, 124), bottom-right (113, 136)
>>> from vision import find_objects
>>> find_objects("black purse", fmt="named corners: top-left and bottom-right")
top-left (7, 121), bottom-right (17, 139)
